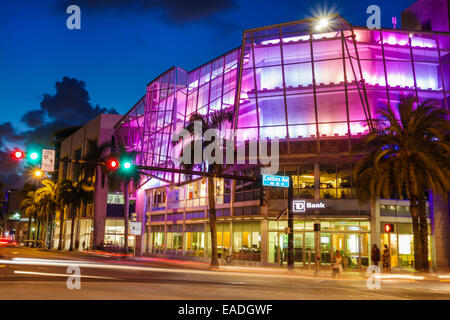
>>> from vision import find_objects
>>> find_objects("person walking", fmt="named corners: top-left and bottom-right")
top-left (382, 244), bottom-right (391, 272)
top-left (371, 244), bottom-right (381, 267)
top-left (332, 250), bottom-right (343, 277)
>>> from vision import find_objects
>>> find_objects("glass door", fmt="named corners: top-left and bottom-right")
top-left (346, 234), bottom-right (360, 269)
top-left (320, 233), bottom-right (331, 264)
top-left (294, 233), bottom-right (303, 263)
top-left (305, 232), bottom-right (315, 266)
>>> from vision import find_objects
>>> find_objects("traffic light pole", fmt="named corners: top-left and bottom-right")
top-left (287, 177), bottom-right (294, 271)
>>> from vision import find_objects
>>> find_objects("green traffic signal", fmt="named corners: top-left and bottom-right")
top-left (29, 152), bottom-right (39, 161)
top-left (123, 161), bottom-right (132, 169)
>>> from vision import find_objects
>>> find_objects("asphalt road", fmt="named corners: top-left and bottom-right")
top-left (1, 246), bottom-right (450, 300)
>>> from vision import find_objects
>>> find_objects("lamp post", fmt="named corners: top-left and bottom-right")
top-left (287, 177), bottom-right (294, 271)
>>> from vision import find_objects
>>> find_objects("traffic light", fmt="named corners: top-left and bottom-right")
top-left (10, 148), bottom-right (41, 163)
top-left (106, 158), bottom-right (119, 170)
top-left (313, 223), bottom-right (321, 232)
top-left (29, 151), bottom-right (39, 162)
top-left (122, 160), bottom-right (132, 170)
top-left (384, 224), bottom-right (394, 233)
top-left (259, 175), bottom-right (266, 206)
top-left (11, 149), bottom-right (24, 160)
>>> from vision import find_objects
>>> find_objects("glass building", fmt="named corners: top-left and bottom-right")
top-left (114, 16), bottom-right (449, 268)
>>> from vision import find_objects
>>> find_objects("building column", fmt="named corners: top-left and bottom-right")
top-left (260, 219), bottom-right (269, 265)
top-left (370, 200), bottom-right (381, 264)
top-left (134, 188), bottom-right (146, 257)
top-left (432, 193), bottom-right (450, 271)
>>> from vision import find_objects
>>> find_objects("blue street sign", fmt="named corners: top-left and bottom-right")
top-left (262, 174), bottom-right (290, 188)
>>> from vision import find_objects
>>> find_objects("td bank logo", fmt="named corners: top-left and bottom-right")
top-left (293, 200), bottom-right (306, 212)
top-left (293, 200), bottom-right (326, 212)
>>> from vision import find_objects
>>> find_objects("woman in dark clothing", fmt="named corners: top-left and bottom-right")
top-left (371, 244), bottom-right (381, 266)
top-left (382, 244), bottom-right (391, 272)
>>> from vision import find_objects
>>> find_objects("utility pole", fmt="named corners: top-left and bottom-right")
top-left (287, 177), bottom-right (294, 271)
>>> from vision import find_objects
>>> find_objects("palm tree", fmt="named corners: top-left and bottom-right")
top-left (175, 109), bottom-right (233, 268)
top-left (353, 96), bottom-right (450, 271)
top-left (20, 191), bottom-right (40, 245)
top-left (58, 179), bottom-right (94, 251)
top-left (80, 140), bottom-right (113, 249)
top-left (106, 145), bottom-right (142, 254)
top-left (35, 180), bottom-right (59, 249)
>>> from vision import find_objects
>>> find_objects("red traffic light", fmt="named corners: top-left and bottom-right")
top-left (106, 158), bottom-right (119, 170)
top-left (11, 149), bottom-right (24, 160)
top-left (384, 224), bottom-right (394, 233)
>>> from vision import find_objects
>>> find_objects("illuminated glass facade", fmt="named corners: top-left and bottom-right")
top-left (115, 17), bottom-right (448, 266)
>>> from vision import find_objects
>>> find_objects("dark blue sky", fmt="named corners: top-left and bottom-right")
top-left (0, 0), bottom-right (416, 130)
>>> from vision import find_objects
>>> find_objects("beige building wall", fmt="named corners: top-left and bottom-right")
top-left (55, 113), bottom-right (123, 250)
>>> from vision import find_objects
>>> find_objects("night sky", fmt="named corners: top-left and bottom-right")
top-left (0, 0), bottom-right (417, 188)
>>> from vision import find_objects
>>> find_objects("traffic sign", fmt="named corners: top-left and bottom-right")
top-left (41, 149), bottom-right (55, 172)
top-left (262, 174), bottom-right (290, 188)
top-left (129, 221), bottom-right (142, 235)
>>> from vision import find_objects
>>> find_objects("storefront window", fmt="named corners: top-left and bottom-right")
top-left (380, 204), bottom-right (396, 216)
top-left (298, 165), bottom-right (314, 199)
top-left (337, 163), bottom-right (352, 199)
top-left (231, 222), bottom-right (261, 261)
top-left (320, 164), bottom-right (337, 199)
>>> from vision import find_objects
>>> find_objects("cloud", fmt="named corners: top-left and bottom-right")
top-left (0, 76), bottom-right (118, 190)
top-left (20, 110), bottom-right (46, 128)
top-left (57, 0), bottom-right (235, 23)
top-left (0, 122), bottom-right (24, 145)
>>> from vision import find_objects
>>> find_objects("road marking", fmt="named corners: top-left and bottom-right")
top-left (228, 281), bottom-right (246, 285)
top-left (14, 270), bottom-right (118, 280)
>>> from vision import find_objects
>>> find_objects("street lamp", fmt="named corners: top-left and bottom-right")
top-left (33, 169), bottom-right (42, 177)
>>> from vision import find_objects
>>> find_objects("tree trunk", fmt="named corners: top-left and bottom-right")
top-left (48, 214), bottom-right (54, 249)
top-left (207, 176), bottom-right (219, 268)
top-left (410, 196), bottom-right (423, 271)
top-left (27, 215), bottom-right (32, 246)
top-left (43, 210), bottom-right (49, 248)
top-left (418, 195), bottom-right (429, 271)
top-left (123, 183), bottom-right (129, 254)
top-left (69, 205), bottom-right (76, 251)
top-left (58, 208), bottom-right (65, 250)
top-left (36, 220), bottom-right (41, 243)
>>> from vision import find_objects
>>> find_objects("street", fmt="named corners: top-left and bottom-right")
top-left (1, 246), bottom-right (450, 300)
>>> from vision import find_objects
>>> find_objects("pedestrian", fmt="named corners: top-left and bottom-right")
top-left (382, 244), bottom-right (391, 272)
top-left (332, 250), bottom-right (343, 277)
top-left (371, 244), bottom-right (381, 267)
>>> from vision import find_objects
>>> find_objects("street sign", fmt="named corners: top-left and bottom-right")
top-left (129, 221), bottom-right (142, 235)
top-left (262, 174), bottom-right (290, 188)
top-left (41, 149), bottom-right (55, 172)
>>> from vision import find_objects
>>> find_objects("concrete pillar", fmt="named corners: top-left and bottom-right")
top-left (134, 188), bottom-right (146, 256)
top-left (93, 167), bottom-right (107, 249)
top-left (314, 163), bottom-right (320, 201)
top-left (431, 193), bottom-right (450, 271)
top-left (260, 219), bottom-right (269, 264)
top-left (370, 200), bottom-right (381, 264)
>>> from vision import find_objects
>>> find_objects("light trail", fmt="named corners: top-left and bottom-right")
top-left (14, 270), bottom-right (117, 280)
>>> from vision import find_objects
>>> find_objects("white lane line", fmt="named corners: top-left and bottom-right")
top-left (14, 270), bottom-right (117, 280)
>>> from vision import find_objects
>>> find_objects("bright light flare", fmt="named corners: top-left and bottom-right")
top-left (34, 169), bottom-right (42, 177)
top-left (315, 17), bottom-right (329, 31)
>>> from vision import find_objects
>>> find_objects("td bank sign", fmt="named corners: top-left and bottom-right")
top-left (292, 200), bottom-right (326, 213)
